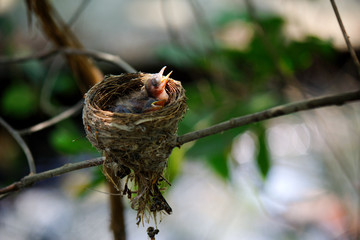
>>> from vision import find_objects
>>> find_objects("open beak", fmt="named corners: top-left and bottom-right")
top-left (152, 99), bottom-right (166, 108)
top-left (162, 70), bottom-right (172, 84)
top-left (158, 66), bottom-right (172, 87)
top-left (143, 99), bottom-right (166, 112)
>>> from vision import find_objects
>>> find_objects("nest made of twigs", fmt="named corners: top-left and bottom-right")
top-left (82, 72), bottom-right (187, 224)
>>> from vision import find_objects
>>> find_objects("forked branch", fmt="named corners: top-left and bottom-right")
top-left (0, 117), bottom-right (36, 174)
top-left (176, 90), bottom-right (360, 146)
top-left (1, 90), bottom-right (360, 196)
top-left (0, 48), bottom-right (136, 73)
top-left (18, 99), bottom-right (84, 135)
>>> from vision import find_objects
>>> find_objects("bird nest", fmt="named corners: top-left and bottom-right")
top-left (82, 71), bottom-right (187, 224)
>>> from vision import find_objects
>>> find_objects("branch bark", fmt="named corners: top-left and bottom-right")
top-left (176, 90), bottom-right (360, 146)
top-left (0, 117), bottom-right (36, 174)
top-left (0, 157), bottom-right (104, 196)
top-left (25, 0), bottom-right (103, 92)
top-left (18, 99), bottom-right (83, 135)
top-left (330, 0), bottom-right (360, 77)
top-left (2, 89), bottom-right (359, 197)
top-left (0, 48), bottom-right (136, 73)
top-left (107, 170), bottom-right (127, 240)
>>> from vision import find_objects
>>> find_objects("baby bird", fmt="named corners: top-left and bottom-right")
top-left (111, 66), bottom-right (172, 114)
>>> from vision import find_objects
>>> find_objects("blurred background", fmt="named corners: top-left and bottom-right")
top-left (0, 0), bottom-right (359, 239)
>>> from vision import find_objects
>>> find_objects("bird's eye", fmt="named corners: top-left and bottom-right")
top-left (151, 78), bottom-right (160, 87)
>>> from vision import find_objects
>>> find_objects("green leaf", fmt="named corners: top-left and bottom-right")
top-left (50, 120), bottom-right (95, 154)
top-left (156, 45), bottom-right (196, 67)
top-left (1, 83), bottom-right (37, 118)
top-left (253, 124), bottom-right (271, 179)
top-left (208, 150), bottom-right (230, 179)
top-left (213, 10), bottom-right (249, 27)
top-left (258, 16), bottom-right (285, 37)
top-left (188, 128), bottom-right (243, 180)
top-left (0, 16), bottom-right (13, 36)
top-left (167, 147), bottom-right (187, 182)
top-left (247, 92), bottom-right (278, 113)
top-left (188, 128), bottom-right (240, 157)
top-left (23, 61), bottom-right (45, 85)
top-left (53, 73), bottom-right (78, 95)
top-left (77, 167), bottom-right (105, 198)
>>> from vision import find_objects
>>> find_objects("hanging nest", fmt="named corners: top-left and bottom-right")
top-left (82, 70), bottom-right (187, 224)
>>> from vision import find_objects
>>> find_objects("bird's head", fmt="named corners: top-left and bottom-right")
top-left (145, 66), bottom-right (172, 101)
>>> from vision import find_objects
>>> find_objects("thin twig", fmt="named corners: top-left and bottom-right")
top-left (160, 0), bottom-right (198, 61)
top-left (18, 99), bottom-right (84, 135)
top-left (35, 0), bottom-right (90, 115)
top-left (0, 157), bottom-right (104, 196)
top-left (0, 49), bottom-right (58, 64)
top-left (176, 90), bottom-right (360, 146)
top-left (108, 170), bottom-right (127, 240)
top-left (330, 0), bottom-right (360, 77)
top-left (62, 48), bottom-right (137, 73)
top-left (187, 0), bottom-right (216, 48)
top-left (160, 0), bottom-right (185, 48)
top-left (0, 117), bottom-right (36, 174)
top-left (40, 55), bottom-right (66, 115)
top-left (0, 48), bottom-right (137, 73)
top-left (67, 0), bottom-right (92, 27)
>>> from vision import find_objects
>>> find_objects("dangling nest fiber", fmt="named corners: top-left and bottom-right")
top-left (82, 71), bottom-right (187, 224)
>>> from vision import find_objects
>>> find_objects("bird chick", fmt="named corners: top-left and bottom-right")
top-left (145, 66), bottom-right (171, 102)
top-left (110, 67), bottom-right (172, 114)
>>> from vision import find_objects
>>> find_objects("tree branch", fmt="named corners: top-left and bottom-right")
top-left (62, 48), bottom-right (137, 73)
top-left (176, 90), bottom-right (360, 146)
top-left (18, 99), bottom-right (83, 135)
top-left (67, 0), bottom-right (92, 27)
top-left (0, 48), bottom-right (136, 73)
top-left (330, 0), bottom-right (360, 77)
top-left (0, 117), bottom-right (36, 174)
top-left (0, 49), bottom-right (58, 64)
top-left (107, 170), bottom-right (127, 240)
top-left (1, 90), bottom-right (360, 197)
top-left (0, 157), bottom-right (104, 196)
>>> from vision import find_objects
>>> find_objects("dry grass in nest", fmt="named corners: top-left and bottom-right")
top-left (82, 72), bottom-right (187, 224)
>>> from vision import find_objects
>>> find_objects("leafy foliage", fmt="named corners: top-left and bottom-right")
top-left (0, 7), bottom-right (336, 188)
top-left (158, 11), bottom-right (335, 181)
top-left (1, 83), bottom-right (38, 118)
top-left (253, 124), bottom-right (271, 178)
top-left (50, 120), bottom-right (95, 155)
